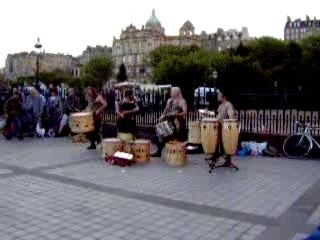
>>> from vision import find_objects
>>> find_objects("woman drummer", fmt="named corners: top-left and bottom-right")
top-left (116, 89), bottom-right (139, 139)
top-left (152, 87), bottom-right (188, 157)
top-left (85, 86), bottom-right (107, 150)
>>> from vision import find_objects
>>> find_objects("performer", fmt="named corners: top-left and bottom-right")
top-left (57, 88), bottom-right (82, 137)
top-left (152, 87), bottom-right (187, 157)
top-left (85, 86), bottom-right (107, 149)
top-left (116, 89), bottom-right (139, 138)
top-left (206, 89), bottom-right (237, 168)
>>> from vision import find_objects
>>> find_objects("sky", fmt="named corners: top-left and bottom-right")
top-left (0, 0), bottom-right (319, 68)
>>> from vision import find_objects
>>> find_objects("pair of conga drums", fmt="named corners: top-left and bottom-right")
top-left (188, 118), bottom-right (239, 155)
top-left (102, 138), bottom-right (151, 163)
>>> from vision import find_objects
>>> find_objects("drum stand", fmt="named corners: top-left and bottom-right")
top-left (206, 145), bottom-right (239, 173)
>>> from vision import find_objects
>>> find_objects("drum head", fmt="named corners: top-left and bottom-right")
top-left (103, 138), bottom-right (121, 143)
top-left (134, 139), bottom-right (150, 144)
top-left (202, 118), bottom-right (218, 122)
top-left (71, 112), bottom-right (92, 117)
top-left (223, 119), bottom-right (237, 123)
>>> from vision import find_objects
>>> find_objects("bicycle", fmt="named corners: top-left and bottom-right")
top-left (283, 121), bottom-right (320, 159)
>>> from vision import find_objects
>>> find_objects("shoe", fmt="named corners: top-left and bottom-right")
top-left (151, 152), bottom-right (161, 157)
top-left (17, 134), bottom-right (24, 140)
top-left (87, 145), bottom-right (96, 150)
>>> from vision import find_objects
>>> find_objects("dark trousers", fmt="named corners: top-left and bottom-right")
top-left (87, 115), bottom-right (101, 147)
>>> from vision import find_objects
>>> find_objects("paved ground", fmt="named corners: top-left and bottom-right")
top-left (0, 137), bottom-right (320, 240)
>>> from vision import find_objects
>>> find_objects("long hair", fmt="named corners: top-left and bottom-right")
top-left (171, 87), bottom-right (182, 99)
top-left (86, 86), bottom-right (98, 100)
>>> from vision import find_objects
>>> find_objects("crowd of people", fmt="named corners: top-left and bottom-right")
top-left (0, 83), bottom-right (82, 140)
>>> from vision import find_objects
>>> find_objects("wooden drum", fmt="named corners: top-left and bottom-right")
top-left (164, 141), bottom-right (187, 167)
top-left (102, 138), bottom-right (123, 158)
top-left (222, 119), bottom-right (239, 155)
top-left (131, 139), bottom-right (151, 163)
top-left (200, 118), bottom-right (219, 154)
top-left (188, 121), bottom-right (201, 144)
top-left (69, 112), bottom-right (94, 133)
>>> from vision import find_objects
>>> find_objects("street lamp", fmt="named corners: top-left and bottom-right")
top-left (212, 70), bottom-right (218, 91)
top-left (34, 37), bottom-right (42, 91)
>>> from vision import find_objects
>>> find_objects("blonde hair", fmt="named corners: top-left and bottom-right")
top-left (171, 87), bottom-right (182, 98)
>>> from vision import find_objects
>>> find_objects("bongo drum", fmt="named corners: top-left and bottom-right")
top-left (69, 112), bottom-right (94, 133)
top-left (222, 119), bottom-right (239, 155)
top-left (117, 132), bottom-right (134, 142)
top-left (188, 121), bottom-right (201, 144)
top-left (164, 141), bottom-right (187, 167)
top-left (102, 138), bottom-right (124, 158)
top-left (131, 139), bottom-right (151, 163)
top-left (200, 118), bottom-right (219, 154)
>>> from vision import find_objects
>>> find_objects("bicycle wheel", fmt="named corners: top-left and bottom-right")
top-left (283, 134), bottom-right (312, 159)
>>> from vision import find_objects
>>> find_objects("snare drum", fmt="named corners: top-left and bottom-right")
top-left (164, 141), bottom-right (187, 167)
top-left (188, 121), bottom-right (201, 144)
top-left (69, 112), bottom-right (94, 133)
top-left (131, 139), bottom-right (151, 163)
top-left (102, 138), bottom-right (124, 158)
top-left (222, 119), bottom-right (239, 155)
top-left (155, 121), bottom-right (174, 138)
top-left (200, 118), bottom-right (219, 154)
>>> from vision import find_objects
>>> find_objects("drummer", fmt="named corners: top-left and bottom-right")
top-left (152, 87), bottom-right (187, 157)
top-left (206, 89), bottom-right (236, 167)
top-left (85, 86), bottom-right (107, 150)
top-left (116, 89), bottom-right (139, 138)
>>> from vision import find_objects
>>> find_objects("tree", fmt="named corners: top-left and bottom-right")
top-left (116, 63), bottom-right (128, 82)
top-left (80, 56), bottom-right (114, 89)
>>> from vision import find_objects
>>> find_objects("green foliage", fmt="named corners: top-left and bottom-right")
top-left (80, 56), bottom-right (114, 89)
top-left (116, 63), bottom-right (128, 82)
top-left (148, 36), bottom-right (320, 98)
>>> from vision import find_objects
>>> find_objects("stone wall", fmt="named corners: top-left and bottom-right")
top-left (5, 52), bottom-right (76, 80)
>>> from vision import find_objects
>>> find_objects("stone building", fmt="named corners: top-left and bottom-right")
top-left (4, 45), bottom-right (112, 81)
top-left (4, 52), bottom-right (76, 81)
top-left (284, 15), bottom-right (320, 41)
top-left (112, 9), bottom-right (250, 81)
top-left (201, 27), bottom-right (250, 51)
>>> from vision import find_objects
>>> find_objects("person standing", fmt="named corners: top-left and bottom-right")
top-left (85, 86), bottom-right (107, 150)
top-left (152, 87), bottom-right (188, 157)
top-left (116, 89), bottom-right (139, 139)
top-left (206, 90), bottom-right (237, 167)
top-left (25, 87), bottom-right (43, 134)
top-left (3, 92), bottom-right (24, 140)
top-left (46, 88), bottom-right (62, 136)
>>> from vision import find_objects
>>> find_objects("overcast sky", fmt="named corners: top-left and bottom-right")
top-left (1, 0), bottom-right (319, 68)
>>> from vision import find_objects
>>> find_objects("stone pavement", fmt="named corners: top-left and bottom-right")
top-left (0, 137), bottom-right (320, 240)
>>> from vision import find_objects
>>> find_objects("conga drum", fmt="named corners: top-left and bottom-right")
top-left (222, 119), bottom-right (239, 155)
top-left (117, 132), bottom-right (134, 142)
top-left (188, 121), bottom-right (201, 144)
top-left (131, 139), bottom-right (151, 163)
top-left (164, 141), bottom-right (187, 167)
top-left (102, 138), bottom-right (124, 158)
top-left (200, 118), bottom-right (219, 154)
top-left (69, 112), bottom-right (94, 133)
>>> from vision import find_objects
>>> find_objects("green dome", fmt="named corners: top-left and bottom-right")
top-left (146, 9), bottom-right (161, 27)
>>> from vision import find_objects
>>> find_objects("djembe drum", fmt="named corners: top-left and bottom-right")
top-left (117, 132), bottom-right (134, 142)
top-left (222, 119), bottom-right (239, 155)
top-left (164, 141), bottom-right (187, 167)
top-left (102, 138), bottom-right (124, 158)
top-left (155, 120), bottom-right (174, 138)
top-left (188, 121), bottom-right (201, 144)
top-left (131, 139), bottom-right (151, 163)
top-left (200, 118), bottom-right (219, 154)
top-left (69, 112), bottom-right (94, 133)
